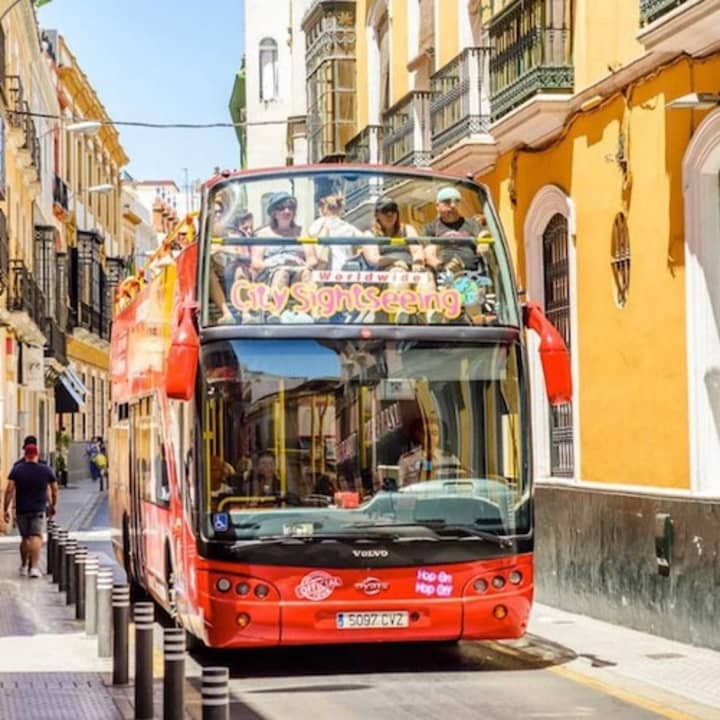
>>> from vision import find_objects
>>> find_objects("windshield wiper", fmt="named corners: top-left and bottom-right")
top-left (232, 529), bottom-right (401, 546)
top-left (350, 520), bottom-right (513, 547)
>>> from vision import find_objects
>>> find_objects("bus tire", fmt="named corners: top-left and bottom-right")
top-left (185, 629), bottom-right (207, 653)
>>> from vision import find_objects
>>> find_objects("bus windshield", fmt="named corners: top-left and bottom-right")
top-left (200, 338), bottom-right (529, 541)
top-left (202, 168), bottom-right (519, 327)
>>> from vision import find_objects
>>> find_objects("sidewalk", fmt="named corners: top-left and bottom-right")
top-left (0, 474), bottom-right (158, 720)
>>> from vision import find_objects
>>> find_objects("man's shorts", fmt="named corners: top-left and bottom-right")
top-left (16, 512), bottom-right (46, 538)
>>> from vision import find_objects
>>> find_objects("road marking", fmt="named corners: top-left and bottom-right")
top-left (548, 664), bottom-right (699, 720)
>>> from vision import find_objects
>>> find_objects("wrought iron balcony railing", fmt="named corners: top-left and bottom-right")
top-left (44, 317), bottom-right (67, 366)
top-left (489, 0), bottom-right (574, 121)
top-left (640, 0), bottom-right (690, 25)
top-left (345, 124), bottom-right (383, 164)
top-left (53, 175), bottom-right (69, 214)
top-left (382, 91), bottom-right (433, 167)
top-left (4, 74), bottom-right (41, 174)
top-left (78, 300), bottom-right (103, 336)
top-left (0, 211), bottom-right (8, 294)
top-left (8, 259), bottom-right (47, 329)
top-left (344, 125), bottom-right (383, 207)
top-left (430, 46), bottom-right (491, 156)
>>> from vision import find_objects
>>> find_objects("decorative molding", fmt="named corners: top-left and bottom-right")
top-left (638, 0), bottom-right (720, 56)
top-left (523, 184), bottom-right (580, 482)
top-left (682, 107), bottom-right (720, 495)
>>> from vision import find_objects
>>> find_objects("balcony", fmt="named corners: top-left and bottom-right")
top-left (638, 0), bottom-right (720, 55)
top-left (8, 260), bottom-right (47, 341)
top-left (382, 91), bottom-right (433, 167)
top-left (44, 317), bottom-right (67, 367)
top-left (345, 124), bottom-right (383, 164)
top-left (53, 175), bottom-right (70, 219)
top-left (343, 125), bottom-right (383, 208)
top-left (0, 211), bottom-right (8, 295)
top-left (4, 75), bottom-right (41, 185)
top-left (640, 0), bottom-right (689, 25)
top-left (430, 46), bottom-right (495, 174)
top-left (488, 0), bottom-right (574, 122)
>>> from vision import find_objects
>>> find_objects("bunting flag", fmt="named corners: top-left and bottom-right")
top-left (35, 0), bottom-right (53, 7)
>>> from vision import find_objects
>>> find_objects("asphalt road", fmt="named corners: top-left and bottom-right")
top-left (84, 496), bottom-right (672, 719)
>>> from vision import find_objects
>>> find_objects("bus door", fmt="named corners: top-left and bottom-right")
top-left (128, 399), bottom-right (149, 587)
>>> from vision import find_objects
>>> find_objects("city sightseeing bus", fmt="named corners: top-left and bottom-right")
top-left (108, 165), bottom-right (571, 649)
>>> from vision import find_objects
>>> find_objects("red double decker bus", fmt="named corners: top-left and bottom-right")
top-left (109, 165), bottom-right (570, 648)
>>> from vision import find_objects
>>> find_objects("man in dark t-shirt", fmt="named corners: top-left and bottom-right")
top-left (3, 443), bottom-right (58, 578)
top-left (424, 186), bottom-right (483, 271)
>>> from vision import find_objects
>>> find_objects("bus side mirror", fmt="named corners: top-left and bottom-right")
top-left (523, 301), bottom-right (572, 406)
top-left (166, 301), bottom-right (199, 400)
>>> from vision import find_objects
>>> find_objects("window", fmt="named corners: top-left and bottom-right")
top-left (542, 213), bottom-right (574, 477)
top-left (259, 37), bottom-right (279, 101)
top-left (611, 212), bottom-right (630, 307)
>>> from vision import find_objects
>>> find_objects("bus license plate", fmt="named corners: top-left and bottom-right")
top-left (336, 611), bottom-right (409, 629)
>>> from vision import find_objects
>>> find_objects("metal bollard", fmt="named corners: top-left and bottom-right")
top-left (201, 667), bottom-right (229, 720)
top-left (163, 628), bottom-right (186, 720)
top-left (65, 542), bottom-right (78, 605)
top-left (97, 568), bottom-right (114, 657)
top-left (84, 556), bottom-right (99, 635)
top-left (46, 521), bottom-right (56, 576)
top-left (63, 538), bottom-right (77, 592)
top-left (133, 602), bottom-right (155, 720)
top-left (74, 549), bottom-right (88, 620)
top-left (112, 585), bottom-right (130, 685)
top-left (50, 527), bottom-right (63, 583)
top-left (55, 533), bottom-right (68, 587)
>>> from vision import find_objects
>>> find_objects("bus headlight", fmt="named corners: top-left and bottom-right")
top-left (216, 578), bottom-right (232, 593)
top-left (473, 579), bottom-right (488, 593)
top-left (236, 581), bottom-right (250, 596)
top-left (508, 571), bottom-right (522, 585)
top-left (254, 584), bottom-right (269, 598)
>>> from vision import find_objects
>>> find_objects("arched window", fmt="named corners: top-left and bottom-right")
top-left (259, 37), bottom-right (279, 102)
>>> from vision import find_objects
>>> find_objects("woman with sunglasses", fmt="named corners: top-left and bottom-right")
top-left (361, 197), bottom-right (425, 271)
top-left (252, 192), bottom-right (318, 317)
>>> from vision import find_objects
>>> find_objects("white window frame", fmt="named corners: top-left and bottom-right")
top-left (682, 107), bottom-right (720, 496)
top-left (523, 184), bottom-right (580, 482)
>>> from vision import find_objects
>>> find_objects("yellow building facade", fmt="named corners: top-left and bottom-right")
top-left (302, 0), bottom-right (720, 647)
top-left (51, 33), bottom-right (129, 445)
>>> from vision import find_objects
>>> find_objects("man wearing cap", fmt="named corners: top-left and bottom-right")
top-left (4, 443), bottom-right (58, 578)
top-left (424, 186), bottom-right (484, 272)
top-left (12, 435), bottom-right (46, 468)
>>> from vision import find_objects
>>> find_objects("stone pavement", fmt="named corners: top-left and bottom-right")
top-left (2, 475), bottom-right (720, 718)
top-left (0, 473), bottom-right (186, 720)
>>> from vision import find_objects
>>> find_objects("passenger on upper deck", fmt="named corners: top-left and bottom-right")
top-left (252, 192), bottom-right (318, 305)
top-left (361, 196), bottom-right (425, 271)
top-left (423, 187), bottom-right (485, 273)
top-left (307, 193), bottom-right (364, 270)
top-left (210, 205), bottom-right (255, 324)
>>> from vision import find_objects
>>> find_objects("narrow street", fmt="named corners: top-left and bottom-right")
top-left (1, 479), bottom-right (718, 719)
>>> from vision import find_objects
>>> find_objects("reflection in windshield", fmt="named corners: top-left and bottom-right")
top-left (200, 339), bottom-right (527, 539)
top-left (203, 170), bottom-right (518, 327)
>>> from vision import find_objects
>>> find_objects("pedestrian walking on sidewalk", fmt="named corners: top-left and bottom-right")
top-left (3, 443), bottom-right (58, 578)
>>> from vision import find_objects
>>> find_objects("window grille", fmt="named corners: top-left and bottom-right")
top-left (542, 213), bottom-right (574, 477)
top-left (611, 212), bottom-right (630, 307)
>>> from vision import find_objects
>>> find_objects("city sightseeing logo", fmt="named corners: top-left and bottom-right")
top-left (295, 570), bottom-right (343, 601)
